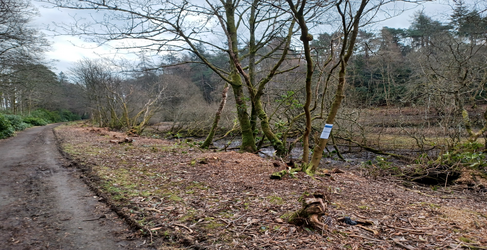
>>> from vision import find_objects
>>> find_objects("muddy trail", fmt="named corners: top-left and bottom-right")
top-left (0, 124), bottom-right (151, 250)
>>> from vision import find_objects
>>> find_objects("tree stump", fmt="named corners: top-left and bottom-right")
top-left (109, 137), bottom-right (133, 144)
top-left (288, 192), bottom-right (329, 230)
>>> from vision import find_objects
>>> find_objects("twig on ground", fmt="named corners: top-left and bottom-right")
top-left (349, 234), bottom-right (382, 242)
top-left (143, 207), bottom-right (162, 213)
top-left (395, 185), bottom-right (435, 198)
top-left (218, 218), bottom-right (231, 227)
top-left (408, 217), bottom-right (416, 229)
top-left (82, 214), bottom-right (106, 221)
top-left (440, 196), bottom-right (466, 199)
top-left (357, 225), bottom-right (379, 235)
top-left (387, 225), bottom-right (433, 234)
top-left (392, 239), bottom-right (415, 250)
top-left (228, 214), bottom-right (246, 228)
top-left (173, 223), bottom-right (193, 233)
top-left (148, 228), bottom-right (153, 244)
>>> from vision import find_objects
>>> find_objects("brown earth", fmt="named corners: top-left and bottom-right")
top-left (0, 124), bottom-right (152, 250)
top-left (52, 123), bottom-right (487, 249)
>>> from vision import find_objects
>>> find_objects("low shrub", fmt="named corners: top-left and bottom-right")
top-left (29, 109), bottom-right (81, 123)
top-left (15, 122), bottom-right (32, 131)
top-left (23, 117), bottom-right (48, 126)
top-left (0, 109), bottom-right (80, 135)
top-left (4, 114), bottom-right (32, 131)
top-left (0, 114), bottom-right (14, 139)
top-left (441, 142), bottom-right (487, 170)
top-left (360, 156), bottom-right (402, 179)
top-left (30, 109), bottom-right (61, 123)
top-left (60, 110), bottom-right (81, 122)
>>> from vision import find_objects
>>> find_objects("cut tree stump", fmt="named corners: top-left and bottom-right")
top-left (109, 137), bottom-right (133, 144)
top-left (288, 192), bottom-right (329, 230)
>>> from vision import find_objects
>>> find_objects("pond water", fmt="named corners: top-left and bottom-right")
top-left (211, 138), bottom-right (373, 167)
top-left (198, 138), bottom-right (461, 186)
top-left (212, 139), bottom-right (303, 159)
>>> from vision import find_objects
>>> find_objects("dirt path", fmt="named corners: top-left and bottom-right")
top-left (0, 124), bottom-right (151, 250)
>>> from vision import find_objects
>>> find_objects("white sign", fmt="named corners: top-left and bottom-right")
top-left (320, 124), bottom-right (333, 139)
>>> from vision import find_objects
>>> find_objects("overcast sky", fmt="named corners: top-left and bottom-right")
top-left (32, 0), bottom-right (456, 75)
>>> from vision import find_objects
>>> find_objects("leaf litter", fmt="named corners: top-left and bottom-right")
top-left (55, 124), bottom-right (487, 249)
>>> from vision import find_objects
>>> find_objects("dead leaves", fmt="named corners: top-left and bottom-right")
top-left (57, 124), bottom-right (487, 249)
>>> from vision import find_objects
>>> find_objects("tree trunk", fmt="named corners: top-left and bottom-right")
top-left (254, 93), bottom-right (286, 155)
top-left (307, 0), bottom-right (368, 174)
top-left (286, 0), bottom-right (313, 162)
top-left (213, 0), bottom-right (291, 155)
top-left (308, 64), bottom-right (346, 174)
top-left (232, 81), bottom-right (257, 152)
top-left (224, 0), bottom-right (257, 153)
top-left (201, 84), bottom-right (229, 149)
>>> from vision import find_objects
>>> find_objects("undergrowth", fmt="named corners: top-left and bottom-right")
top-left (0, 109), bottom-right (81, 139)
top-left (360, 141), bottom-right (487, 185)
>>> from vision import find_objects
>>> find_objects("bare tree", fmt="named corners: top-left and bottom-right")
top-left (0, 0), bottom-right (50, 113)
top-left (40, 0), bottom-right (298, 154)
top-left (0, 0), bottom-right (47, 72)
top-left (282, 0), bottom-right (415, 173)
top-left (71, 58), bottom-right (169, 133)
top-left (405, 5), bottom-right (487, 145)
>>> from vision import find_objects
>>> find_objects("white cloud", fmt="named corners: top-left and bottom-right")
top-left (43, 36), bottom-right (112, 73)
top-left (378, 0), bottom-right (453, 29)
top-left (32, 1), bottom-right (125, 74)
top-left (31, 0), bottom-right (474, 74)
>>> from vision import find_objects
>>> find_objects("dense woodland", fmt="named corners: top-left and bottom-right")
top-left (1, 0), bottom-right (487, 176)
